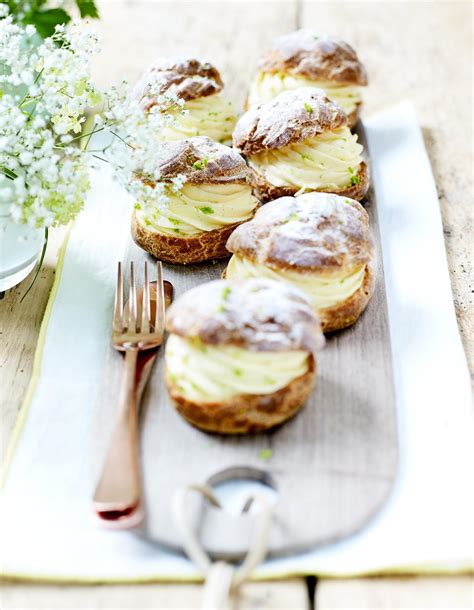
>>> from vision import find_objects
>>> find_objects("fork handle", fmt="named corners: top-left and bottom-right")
top-left (93, 349), bottom-right (141, 517)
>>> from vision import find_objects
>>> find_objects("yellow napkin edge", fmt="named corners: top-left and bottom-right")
top-left (0, 227), bottom-right (72, 489)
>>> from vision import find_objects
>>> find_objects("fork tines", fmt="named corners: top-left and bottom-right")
top-left (114, 261), bottom-right (165, 337)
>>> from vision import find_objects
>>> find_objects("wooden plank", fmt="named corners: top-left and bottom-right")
top-left (316, 576), bottom-right (474, 609)
top-left (0, 579), bottom-right (310, 610)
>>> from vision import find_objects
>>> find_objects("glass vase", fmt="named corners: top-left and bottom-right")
top-left (0, 209), bottom-right (43, 292)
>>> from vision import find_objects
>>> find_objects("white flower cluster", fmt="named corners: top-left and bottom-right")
top-left (0, 17), bottom-right (101, 227)
top-left (1, 16), bottom-right (185, 229)
top-left (96, 76), bottom-right (187, 217)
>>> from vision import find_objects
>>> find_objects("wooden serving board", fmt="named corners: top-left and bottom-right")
top-left (93, 125), bottom-right (398, 559)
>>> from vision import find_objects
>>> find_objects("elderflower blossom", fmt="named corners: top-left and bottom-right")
top-left (0, 17), bottom-right (101, 228)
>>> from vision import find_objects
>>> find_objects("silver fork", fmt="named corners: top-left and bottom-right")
top-left (93, 261), bottom-right (165, 526)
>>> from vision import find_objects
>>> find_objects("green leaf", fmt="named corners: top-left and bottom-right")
top-left (304, 102), bottom-right (313, 114)
top-left (24, 9), bottom-right (71, 39)
top-left (75, 0), bottom-right (100, 19)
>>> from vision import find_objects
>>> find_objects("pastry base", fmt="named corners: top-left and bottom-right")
top-left (131, 213), bottom-right (240, 264)
top-left (251, 160), bottom-right (369, 203)
top-left (166, 356), bottom-right (316, 434)
top-left (346, 104), bottom-right (361, 129)
top-left (319, 265), bottom-right (373, 332)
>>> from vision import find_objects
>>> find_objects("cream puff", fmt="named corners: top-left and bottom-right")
top-left (134, 57), bottom-right (238, 144)
top-left (225, 192), bottom-right (373, 332)
top-left (131, 136), bottom-right (259, 264)
top-left (247, 30), bottom-right (367, 127)
top-left (233, 87), bottom-right (369, 203)
top-left (165, 278), bottom-right (324, 433)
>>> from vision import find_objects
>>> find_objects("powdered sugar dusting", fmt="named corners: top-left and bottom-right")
top-left (227, 192), bottom-right (372, 271)
top-left (261, 29), bottom-right (368, 86)
top-left (156, 136), bottom-right (253, 185)
top-left (134, 56), bottom-right (223, 106)
top-left (233, 87), bottom-right (347, 156)
top-left (166, 278), bottom-right (324, 353)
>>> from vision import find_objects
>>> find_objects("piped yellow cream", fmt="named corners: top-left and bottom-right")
top-left (248, 72), bottom-right (362, 115)
top-left (165, 334), bottom-right (309, 403)
top-left (162, 94), bottom-right (237, 143)
top-left (136, 182), bottom-right (259, 236)
top-left (226, 255), bottom-right (366, 309)
top-left (248, 127), bottom-right (363, 191)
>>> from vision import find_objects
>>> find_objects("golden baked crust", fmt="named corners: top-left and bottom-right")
top-left (165, 278), bottom-right (324, 353)
top-left (319, 264), bottom-right (373, 332)
top-left (250, 159), bottom-right (369, 203)
top-left (166, 356), bottom-right (316, 434)
top-left (226, 192), bottom-right (371, 273)
top-left (134, 57), bottom-right (223, 108)
top-left (233, 88), bottom-right (347, 156)
top-left (147, 136), bottom-right (253, 187)
top-left (132, 212), bottom-right (241, 265)
top-left (260, 30), bottom-right (368, 86)
top-left (346, 105), bottom-right (360, 129)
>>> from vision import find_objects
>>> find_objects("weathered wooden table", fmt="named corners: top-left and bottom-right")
top-left (1, 1), bottom-right (472, 607)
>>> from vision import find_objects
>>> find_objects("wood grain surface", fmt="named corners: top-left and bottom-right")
top-left (1, 0), bottom-right (472, 608)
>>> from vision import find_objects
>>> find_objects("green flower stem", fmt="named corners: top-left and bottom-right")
top-left (20, 227), bottom-right (49, 303)
top-left (109, 130), bottom-right (135, 149)
top-left (0, 166), bottom-right (18, 180)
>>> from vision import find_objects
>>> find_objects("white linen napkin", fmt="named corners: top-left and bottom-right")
top-left (1, 101), bottom-right (472, 580)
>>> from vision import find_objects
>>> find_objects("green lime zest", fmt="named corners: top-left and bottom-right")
top-left (193, 157), bottom-right (209, 170)
top-left (259, 448), bottom-right (273, 461)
